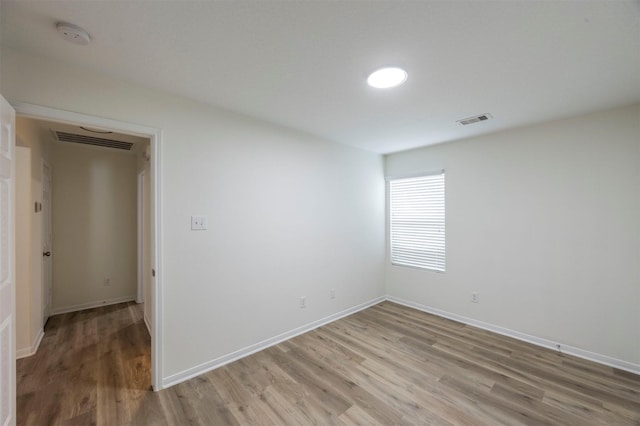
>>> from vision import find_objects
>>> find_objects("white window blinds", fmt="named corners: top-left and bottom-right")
top-left (389, 172), bottom-right (445, 271)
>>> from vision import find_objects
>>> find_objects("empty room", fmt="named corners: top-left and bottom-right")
top-left (0, 1), bottom-right (638, 425)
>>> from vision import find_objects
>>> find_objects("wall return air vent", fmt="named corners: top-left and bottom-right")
top-left (457, 113), bottom-right (493, 126)
top-left (54, 131), bottom-right (134, 151)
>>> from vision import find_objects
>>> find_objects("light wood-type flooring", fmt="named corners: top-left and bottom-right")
top-left (17, 301), bottom-right (640, 425)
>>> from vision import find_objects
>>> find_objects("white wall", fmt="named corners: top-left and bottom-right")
top-left (1, 48), bottom-right (386, 381)
top-left (385, 103), bottom-right (640, 367)
top-left (14, 117), bottom-right (50, 357)
top-left (16, 146), bottom-right (33, 353)
top-left (51, 141), bottom-right (138, 312)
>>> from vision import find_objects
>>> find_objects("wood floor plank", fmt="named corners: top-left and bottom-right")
top-left (17, 300), bottom-right (640, 425)
top-left (265, 345), bottom-right (353, 417)
top-left (175, 376), bottom-right (240, 426)
top-left (284, 338), bottom-right (404, 425)
top-left (339, 404), bottom-right (388, 426)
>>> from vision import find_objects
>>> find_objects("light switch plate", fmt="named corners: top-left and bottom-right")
top-left (191, 215), bottom-right (207, 230)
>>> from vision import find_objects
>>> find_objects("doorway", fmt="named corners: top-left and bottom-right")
top-left (12, 102), bottom-right (163, 391)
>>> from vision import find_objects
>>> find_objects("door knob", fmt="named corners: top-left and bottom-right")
top-left (43, 251), bottom-right (51, 257)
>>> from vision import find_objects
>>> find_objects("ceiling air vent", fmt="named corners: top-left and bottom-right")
top-left (54, 131), bottom-right (134, 151)
top-left (457, 113), bottom-right (493, 126)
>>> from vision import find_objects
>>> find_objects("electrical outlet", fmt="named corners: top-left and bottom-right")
top-left (191, 215), bottom-right (207, 230)
top-left (104, 277), bottom-right (111, 286)
top-left (471, 292), bottom-right (479, 303)
top-left (330, 289), bottom-right (336, 299)
top-left (299, 296), bottom-right (306, 308)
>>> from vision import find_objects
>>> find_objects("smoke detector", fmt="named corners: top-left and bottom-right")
top-left (56, 22), bottom-right (91, 45)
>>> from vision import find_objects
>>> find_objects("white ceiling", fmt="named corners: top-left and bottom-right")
top-left (2, 1), bottom-right (639, 154)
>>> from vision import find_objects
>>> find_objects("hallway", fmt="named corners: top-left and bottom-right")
top-left (16, 302), bottom-right (156, 425)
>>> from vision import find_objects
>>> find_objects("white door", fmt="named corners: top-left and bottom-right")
top-left (42, 163), bottom-right (52, 324)
top-left (0, 95), bottom-right (16, 426)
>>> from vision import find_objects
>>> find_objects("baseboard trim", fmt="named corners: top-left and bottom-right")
top-left (162, 296), bottom-right (386, 389)
top-left (52, 295), bottom-right (137, 315)
top-left (386, 295), bottom-right (640, 376)
top-left (16, 328), bottom-right (44, 359)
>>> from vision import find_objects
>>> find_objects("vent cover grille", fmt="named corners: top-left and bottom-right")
top-left (55, 131), bottom-right (134, 151)
top-left (457, 113), bottom-right (493, 126)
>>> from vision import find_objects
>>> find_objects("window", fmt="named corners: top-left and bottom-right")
top-left (389, 172), bottom-right (445, 271)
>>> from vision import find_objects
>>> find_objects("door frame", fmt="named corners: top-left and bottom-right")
top-left (11, 102), bottom-right (164, 391)
top-left (41, 160), bottom-right (52, 325)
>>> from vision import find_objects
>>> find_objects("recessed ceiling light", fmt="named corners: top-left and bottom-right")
top-left (56, 22), bottom-right (91, 45)
top-left (367, 67), bottom-right (408, 89)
